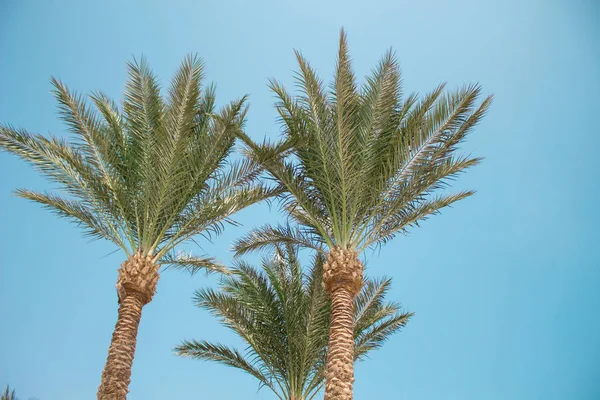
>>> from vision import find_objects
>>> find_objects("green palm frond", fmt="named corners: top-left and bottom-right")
top-left (14, 189), bottom-right (125, 247)
top-left (176, 341), bottom-right (279, 395)
top-left (0, 54), bottom-right (274, 261)
top-left (176, 245), bottom-right (410, 400)
top-left (237, 29), bottom-right (492, 253)
top-left (232, 223), bottom-right (325, 257)
top-left (354, 278), bottom-right (412, 359)
top-left (160, 251), bottom-right (230, 275)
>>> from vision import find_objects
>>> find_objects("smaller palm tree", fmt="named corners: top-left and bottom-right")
top-left (176, 244), bottom-right (411, 400)
top-left (1, 386), bottom-right (16, 400)
top-left (0, 387), bottom-right (38, 400)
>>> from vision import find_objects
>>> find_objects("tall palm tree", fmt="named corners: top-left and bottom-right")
top-left (235, 30), bottom-right (492, 399)
top-left (0, 55), bottom-right (274, 400)
top-left (176, 244), bottom-right (411, 400)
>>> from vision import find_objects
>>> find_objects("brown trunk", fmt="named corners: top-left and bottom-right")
top-left (96, 292), bottom-right (145, 399)
top-left (97, 253), bottom-right (159, 400)
top-left (324, 287), bottom-right (355, 400)
top-left (323, 246), bottom-right (363, 400)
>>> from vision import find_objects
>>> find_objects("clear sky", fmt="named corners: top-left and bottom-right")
top-left (1, 0), bottom-right (598, 399)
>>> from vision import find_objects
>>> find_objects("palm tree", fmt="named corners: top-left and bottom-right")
top-left (1, 386), bottom-right (17, 400)
top-left (0, 55), bottom-right (274, 400)
top-left (234, 30), bottom-right (492, 399)
top-left (176, 244), bottom-right (411, 400)
top-left (0, 386), bottom-right (37, 400)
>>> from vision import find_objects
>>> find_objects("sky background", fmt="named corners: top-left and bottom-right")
top-left (1, 0), bottom-right (599, 399)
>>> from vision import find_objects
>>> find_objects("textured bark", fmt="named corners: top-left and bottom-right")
top-left (322, 246), bottom-right (363, 296)
top-left (323, 246), bottom-right (363, 400)
top-left (97, 253), bottom-right (159, 400)
top-left (97, 292), bottom-right (144, 400)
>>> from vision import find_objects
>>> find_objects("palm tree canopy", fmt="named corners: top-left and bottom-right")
top-left (236, 30), bottom-right (492, 254)
top-left (1, 386), bottom-right (38, 400)
top-left (176, 244), bottom-right (411, 400)
top-left (0, 55), bottom-right (275, 266)
top-left (1, 386), bottom-right (17, 400)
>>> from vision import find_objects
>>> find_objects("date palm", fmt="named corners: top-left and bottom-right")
top-left (1, 386), bottom-right (17, 400)
top-left (176, 244), bottom-right (411, 400)
top-left (0, 386), bottom-right (37, 400)
top-left (235, 30), bottom-right (492, 399)
top-left (0, 55), bottom-right (274, 399)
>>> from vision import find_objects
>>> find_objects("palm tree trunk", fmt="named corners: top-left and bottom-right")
top-left (324, 287), bottom-right (355, 400)
top-left (97, 253), bottom-right (159, 400)
top-left (322, 246), bottom-right (363, 400)
top-left (97, 292), bottom-right (145, 399)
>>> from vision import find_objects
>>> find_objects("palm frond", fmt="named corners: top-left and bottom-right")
top-left (160, 251), bottom-right (229, 275)
top-left (353, 277), bottom-right (412, 360)
top-left (175, 340), bottom-right (282, 397)
top-left (354, 311), bottom-right (412, 360)
top-left (232, 223), bottom-right (324, 257)
top-left (14, 189), bottom-right (125, 247)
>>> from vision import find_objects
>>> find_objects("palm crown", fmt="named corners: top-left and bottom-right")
top-left (1, 386), bottom-right (16, 400)
top-left (236, 31), bottom-right (492, 255)
top-left (0, 55), bottom-right (277, 399)
top-left (176, 244), bottom-right (411, 400)
top-left (0, 55), bottom-right (273, 266)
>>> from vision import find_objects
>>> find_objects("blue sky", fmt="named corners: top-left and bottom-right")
top-left (1, 0), bottom-right (598, 399)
